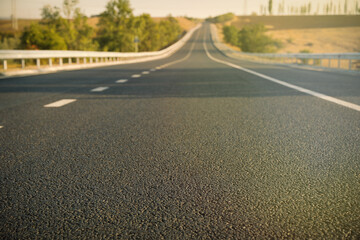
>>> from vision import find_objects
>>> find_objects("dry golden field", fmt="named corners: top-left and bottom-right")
top-left (266, 27), bottom-right (360, 53)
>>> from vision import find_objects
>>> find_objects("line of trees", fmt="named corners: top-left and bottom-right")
top-left (259, 0), bottom-right (360, 15)
top-left (19, 0), bottom-right (183, 52)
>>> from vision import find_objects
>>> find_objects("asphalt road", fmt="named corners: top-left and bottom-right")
top-left (1, 24), bottom-right (359, 239)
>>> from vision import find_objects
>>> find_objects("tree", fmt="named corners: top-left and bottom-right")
top-left (73, 9), bottom-right (97, 50)
top-left (278, 3), bottom-right (282, 15)
top-left (344, 0), bottom-right (348, 14)
top-left (97, 0), bottom-right (134, 52)
top-left (63, 0), bottom-right (79, 20)
top-left (21, 0), bottom-right (96, 50)
top-left (135, 14), bottom-right (160, 51)
top-left (158, 16), bottom-right (182, 48)
top-left (97, 0), bottom-right (182, 52)
top-left (268, 0), bottom-right (273, 15)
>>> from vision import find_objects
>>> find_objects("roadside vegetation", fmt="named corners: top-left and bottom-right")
top-left (1, 0), bottom-right (183, 52)
top-left (222, 24), bottom-right (282, 53)
top-left (205, 13), bottom-right (235, 23)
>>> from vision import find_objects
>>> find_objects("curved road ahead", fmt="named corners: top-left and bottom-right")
top-left (1, 24), bottom-right (359, 238)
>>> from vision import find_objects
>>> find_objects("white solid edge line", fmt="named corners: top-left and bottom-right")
top-left (116, 79), bottom-right (128, 83)
top-left (91, 87), bottom-right (109, 92)
top-left (203, 30), bottom-right (360, 112)
top-left (0, 126), bottom-right (3, 129)
top-left (44, 99), bottom-right (77, 108)
top-left (131, 74), bottom-right (141, 78)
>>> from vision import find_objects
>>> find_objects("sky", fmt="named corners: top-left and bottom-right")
top-left (0, 0), bottom-right (358, 19)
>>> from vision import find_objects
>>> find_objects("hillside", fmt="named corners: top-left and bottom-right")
top-left (218, 15), bottom-right (360, 53)
top-left (0, 19), bottom-right (40, 33)
top-left (230, 15), bottom-right (360, 30)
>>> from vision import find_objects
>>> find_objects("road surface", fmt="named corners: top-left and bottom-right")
top-left (1, 23), bottom-right (359, 238)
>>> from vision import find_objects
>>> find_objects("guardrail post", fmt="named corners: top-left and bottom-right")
top-left (68, 58), bottom-right (72, 64)
top-left (338, 56), bottom-right (341, 68)
top-left (49, 58), bottom-right (52, 67)
top-left (319, 59), bottom-right (322, 67)
top-left (348, 59), bottom-right (352, 70)
top-left (3, 60), bottom-right (7, 71)
top-left (83, 57), bottom-right (87, 64)
top-left (59, 58), bottom-right (63, 66)
top-left (96, 58), bottom-right (99, 63)
top-left (76, 58), bottom-right (80, 64)
top-left (90, 58), bottom-right (93, 64)
top-left (36, 59), bottom-right (40, 69)
top-left (21, 59), bottom-right (25, 69)
top-left (328, 59), bottom-right (331, 68)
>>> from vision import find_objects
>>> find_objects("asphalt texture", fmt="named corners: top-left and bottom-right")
top-left (1, 24), bottom-right (360, 239)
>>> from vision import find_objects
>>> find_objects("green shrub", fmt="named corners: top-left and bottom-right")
top-left (0, 37), bottom-right (20, 50)
top-left (222, 23), bottom-right (282, 53)
top-left (222, 26), bottom-right (238, 46)
top-left (238, 24), bottom-right (281, 53)
top-left (299, 49), bottom-right (311, 64)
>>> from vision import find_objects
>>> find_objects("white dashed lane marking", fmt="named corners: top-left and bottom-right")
top-left (142, 71), bottom-right (150, 74)
top-left (44, 99), bottom-right (77, 108)
top-left (116, 79), bottom-right (128, 83)
top-left (131, 74), bottom-right (141, 78)
top-left (150, 69), bottom-right (156, 72)
top-left (91, 87), bottom-right (109, 92)
top-left (0, 126), bottom-right (3, 129)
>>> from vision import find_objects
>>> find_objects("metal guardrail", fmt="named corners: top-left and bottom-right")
top-left (0, 24), bottom-right (200, 71)
top-left (210, 24), bottom-right (360, 71)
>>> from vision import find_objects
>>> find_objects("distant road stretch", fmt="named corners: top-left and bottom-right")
top-left (1, 24), bottom-right (359, 239)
